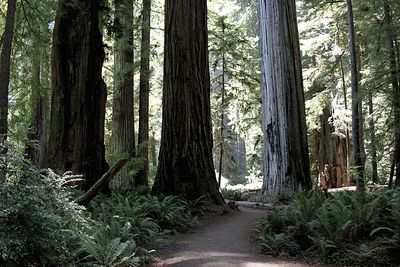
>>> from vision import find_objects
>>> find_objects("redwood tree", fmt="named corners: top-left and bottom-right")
top-left (258, 0), bottom-right (311, 198)
top-left (136, 0), bottom-right (151, 187)
top-left (48, 0), bottom-right (108, 189)
top-left (152, 0), bottom-right (224, 205)
top-left (347, 0), bottom-right (364, 191)
top-left (383, 1), bottom-right (400, 186)
top-left (110, 0), bottom-right (135, 190)
top-left (0, 0), bottom-right (17, 181)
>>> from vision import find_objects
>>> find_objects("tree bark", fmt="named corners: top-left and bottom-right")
top-left (383, 2), bottom-right (400, 186)
top-left (258, 0), bottom-right (311, 198)
top-left (218, 23), bottom-right (226, 188)
top-left (368, 90), bottom-right (378, 183)
top-left (340, 58), bottom-right (352, 185)
top-left (136, 0), bottom-right (152, 187)
top-left (26, 37), bottom-right (47, 168)
top-left (48, 0), bottom-right (108, 190)
top-left (110, 0), bottom-right (135, 190)
top-left (152, 0), bottom-right (224, 205)
top-left (347, 0), bottom-right (364, 191)
top-left (0, 0), bottom-right (17, 181)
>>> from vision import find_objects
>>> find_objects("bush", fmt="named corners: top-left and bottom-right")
top-left (221, 188), bottom-right (242, 201)
top-left (256, 189), bottom-right (400, 266)
top-left (82, 192), bottom-right (209, 265)
top-left (0, 153), bottom-right (209, 266)
top-left (0, 155), bottom-right (88, 266)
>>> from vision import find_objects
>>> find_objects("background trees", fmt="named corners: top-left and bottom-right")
top-left (0, 0), bottom-right (399, 194)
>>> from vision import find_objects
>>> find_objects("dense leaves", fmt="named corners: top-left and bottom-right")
top-left (257, 190), bottom-right (400, 266)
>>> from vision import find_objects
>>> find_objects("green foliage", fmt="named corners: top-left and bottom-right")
top-left (77, 222), bottom-right (141, 267)
top-left (221, 188), bottom-right (243, 201)
top-left (0, 154), bottom-right (88, 266)
top-left (257, 190), bottom-right (400, 266)
top-left (82, 192), bottom-right (209, 265)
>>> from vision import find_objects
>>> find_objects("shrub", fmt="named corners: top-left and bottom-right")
top-left (221, 188), bottom-right (242, 201)
top-left (0, 155), bottom-right (88, 266)
top-left (256, 189), bottom-right (400, 266)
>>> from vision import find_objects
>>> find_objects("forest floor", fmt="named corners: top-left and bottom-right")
top-left (151, 206), bottom-right (318, 267)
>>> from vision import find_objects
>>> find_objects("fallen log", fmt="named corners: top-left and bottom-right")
top-left (75, 159), bottom-right (127, 206)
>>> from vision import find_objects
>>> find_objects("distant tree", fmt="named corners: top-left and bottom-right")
top-left (383, 2), bottom-right (400, 187)
top-left (346, 0), bottom-right (364, 191)
top-left (48, 0), bottom-right (108, 189)
top-left (258, 0), bottom-right (311, 198)
top-left (26, 36), bottom-right (47, 168)
top-left (152, 0), bottom-right (224, 205)
top-left (110, 0), bottom-right (135, 190)
top-left (0, 0), bottom-right (17, 181)
top-left (136, 0), bottom-right (152, 187)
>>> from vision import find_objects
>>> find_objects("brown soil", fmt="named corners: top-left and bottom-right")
top-left (152, 207), bottom-right (317, 267)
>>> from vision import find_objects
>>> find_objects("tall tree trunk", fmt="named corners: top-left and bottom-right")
top-left (110, 0), bottom-right (135, 190)
top-left (218, 22), bottom-right (226, 188)
top-left (26, 37), bottom-right (47, 168)
top-left (368, 90), bottom-right (378, 183)
top-left (258, 0), bottom-right (311, 198)
top-left (0, 0), bottom-right (17, 181)
top-left (152, 0), bottom-right (224, 205)
top-left (383, 2), bottom-right (400, 186)
top-left (347, 0), bottom-right (364, 191)
top-left (48, 0), bottom-right (108, 190)
top-left (136, 0), bottom-right (151, 187)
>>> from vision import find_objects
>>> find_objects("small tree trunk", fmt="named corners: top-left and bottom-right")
top-left (26, 37), bottom-right (47, 168)
top-left (0, 0), bottom-right (17, 181)
top-left (258, 0), bottom-right (311, 198)
top-left (383, 2), bottom-right (400, 185)
top-left (218, 23), bottom-right (226, 188)
top-left (136, 0), bottom-right (152, 187)
top-left (340, 58), bottom-right (352, 185)
top-left (368, 91), bottom-right (378, 183)
top-left (150, 130), bottom-right (157, 168)
top-left (347, 0), bottom-right (364, 191)
top-left (110, 0), bottom-right (135, 190)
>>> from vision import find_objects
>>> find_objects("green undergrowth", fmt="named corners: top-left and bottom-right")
top-left (0, 154), bottom-right (208, 266)
top-left (256, 189), bottom-right (400, 266)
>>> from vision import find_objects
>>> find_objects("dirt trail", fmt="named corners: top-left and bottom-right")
top-left (153, 207), bottom-right (314, 267)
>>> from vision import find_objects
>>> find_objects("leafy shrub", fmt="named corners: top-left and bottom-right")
top-left (0, 155), bottom-right (88, 266)
top-left (257, 189), bottom-right (400, 266)
top-left (82, 191), bottom-right (208, 265)
top-left (77, 221), bottom-right (141, 267)
top-left (222, 188), bottom-right (242, 201)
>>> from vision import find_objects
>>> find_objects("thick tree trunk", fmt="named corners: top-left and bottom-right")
top-left (48, 0), bottom-right (108, 190)
top-left (347, 0), bottom-right (364, 191)
top-left (0, 0), bottom-right (17, 181)
top-left (136, 0), bottom-right (151, 187)
top-left (26, 37), bottom-right (47, 168)
top-left (110, 0), bottom-right (135, 190)
top-left (152, 0), bottom-right (224, 205)
top-left (383, 2), bottom-right (400, 186)
top-left (368, 91), bottom-right (378, 183)
top-left (259, 0), bottom-right (311, 198)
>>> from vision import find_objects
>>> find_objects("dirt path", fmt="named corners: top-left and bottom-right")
top-left (153, 207), bottom-right (314, 267)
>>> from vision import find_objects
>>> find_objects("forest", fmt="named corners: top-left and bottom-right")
top-left (0, 0), bottom-right (399, 266)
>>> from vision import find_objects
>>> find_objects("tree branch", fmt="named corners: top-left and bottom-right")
top-left (75, 159), bottom-right (127, 206)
